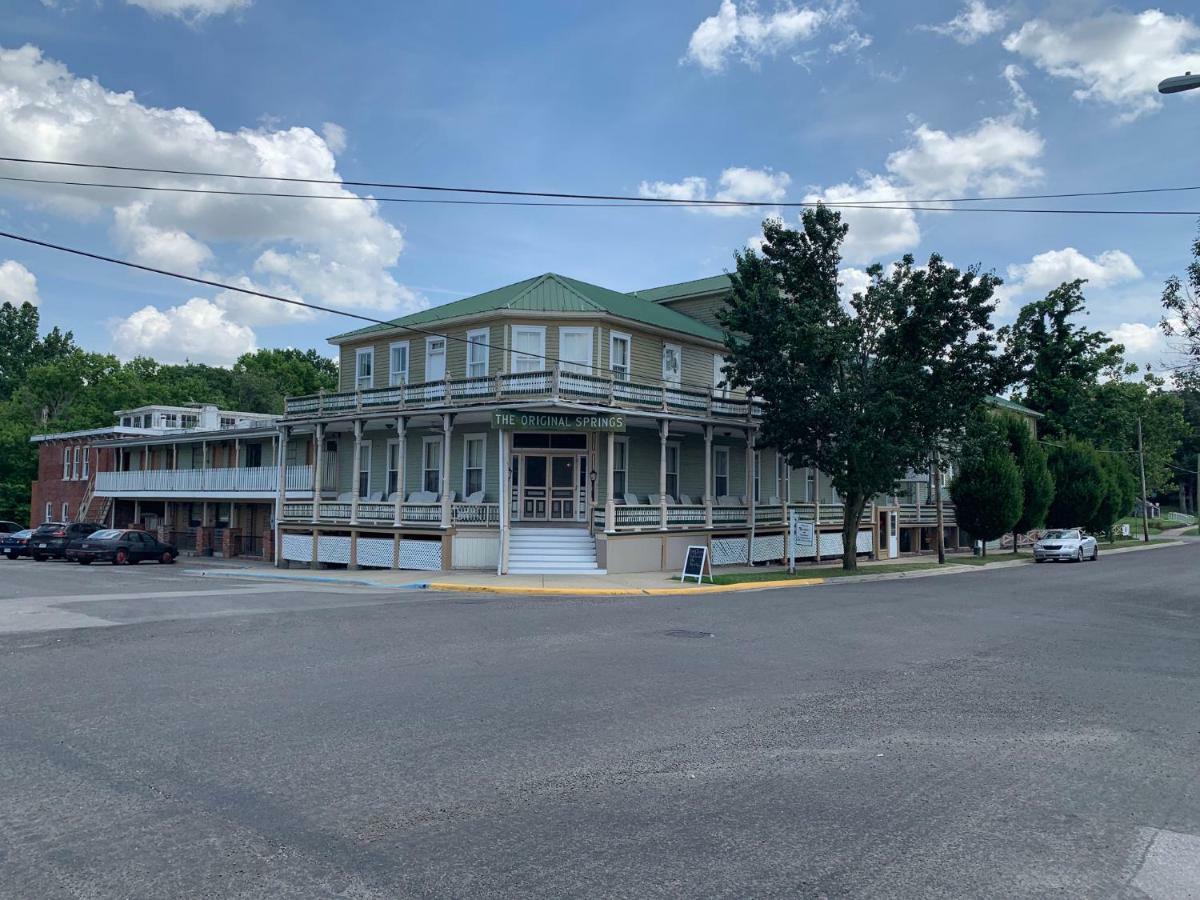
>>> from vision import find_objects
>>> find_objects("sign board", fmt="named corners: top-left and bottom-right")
top-left (680, 545), bottom-right (711, 583)
top-left (792, 520), bottom-right (814, 547)
top-left (491, 409), bottom-right (626, 433)
top-left (787, 511), bottom-right (816, 573)
top-left (1120, 523), bottom-right (1131, 537)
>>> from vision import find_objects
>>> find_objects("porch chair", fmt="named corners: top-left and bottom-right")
top-left (678, 494), bottom-right (694, 505)
top-left (406, 490), bottom-right (438, 504)
top-left (648, 493), bottom-right (663, 505)
top-left (367, 491), bottom-right (383, 502)
top-left (386, 492), bottom-right (402, 503)
top-left (623, 493), bottom-right (641, 506)
top-left (336, 492), bottom-right (352, 502)
top-left (464, 490), bottom-right (486, 504)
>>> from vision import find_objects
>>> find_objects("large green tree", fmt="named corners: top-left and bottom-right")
top-left (950, 420), bottom-right (1023, 556)
top-left (1001, 281), bottom-right (1126, 436)
top-left (1088, 454), bottom-right (1138, 540)
top-left (720, 209), bottom-right (1007, 570)
top-left (1045, 439), bottom-right (1106, 529)
top-left (1001, 414), bottom-right (1054, 552)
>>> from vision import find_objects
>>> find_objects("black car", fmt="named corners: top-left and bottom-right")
top-left (68, 529), bottom-right (178, 565)
top-left (30, 522), bottom-right (105, 561)
top-left (0, 529), bottom-right (34, 559)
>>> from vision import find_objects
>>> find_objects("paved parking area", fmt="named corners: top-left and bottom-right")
top-left (1, 545), bottom-right (1199, 897)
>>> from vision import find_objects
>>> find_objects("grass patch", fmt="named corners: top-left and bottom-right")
top-left (1115, 516), bottom-right (1165, 535)
top-left (704, 553), bottom-right (1030, 584)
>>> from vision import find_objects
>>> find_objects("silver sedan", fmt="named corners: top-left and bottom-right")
top-left (1033, 529), bottom-right (1098, 563)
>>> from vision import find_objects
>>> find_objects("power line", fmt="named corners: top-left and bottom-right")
top-left (0, 228), bottom-right (734, 396)
top-left (4, 154), bottom-right (1200, 209)
top-left (5, 173), bottom-right (1200, 216)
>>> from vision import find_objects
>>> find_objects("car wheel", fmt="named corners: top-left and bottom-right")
top-left (33, 554), bottom-right (46, 562)
top-left (78, 558), bottom-right (92, 565)
top-left (1035, 558), bottom-right (1045, 563)
top-left (159, 550), bottom-right (175, 564)
top-left (114, 548), bottom-right (129, 565)
top-left (1091, 545), bottom-right (1098, 561)
top-left (1075, 548), bottom-right (1083, 563)
top-left (4, 552), bottom-right (14, 560)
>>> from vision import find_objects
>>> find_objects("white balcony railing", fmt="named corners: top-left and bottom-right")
top-left (94, 465), bottom-right (313, 495)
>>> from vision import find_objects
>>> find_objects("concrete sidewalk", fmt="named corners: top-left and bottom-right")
top-left (182, 540), bottom-right (1183, 596)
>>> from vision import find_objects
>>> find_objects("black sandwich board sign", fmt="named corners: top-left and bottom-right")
top-left (680, 544), bottom-right (711, 584)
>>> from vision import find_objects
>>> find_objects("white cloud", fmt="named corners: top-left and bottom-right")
top-left (124, 0), bottom-right (251, 21)
top-left (0, 259), bottom-right (40, 306)
top-left (828, 30), bottom-right (871, 55)
top-left (639, 166), bottom-right (790, 217)
top-left (0, 43), bottom-right (425, 361)
top-left (1003, 64), bottom-right (1037, 120)
top-left (321, 122), bottom-right (347, 155)
top-left (802, 114), bottom-right (1042, 263)
top-left (111, 297), bottom-right (256, 365)
top-left (925, 1), bottom-right (1006, 45)
top-left (1006, 248), bottom-right (1142, 292)
top-left (837, 266), bottom-right (871, 302)
top-left (805, 174), bottom-right (920, 264)
top-left (1004, 9), bottom-right (1200, 121)
top-left (683, 0), bottom-right (850, 71)
top-left (1109, 322), bottom-right (1163, 356)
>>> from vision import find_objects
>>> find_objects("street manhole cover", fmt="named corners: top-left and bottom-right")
top-left (663, 629), bottom-right (714, 639)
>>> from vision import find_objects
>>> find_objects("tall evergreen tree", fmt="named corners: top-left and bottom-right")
top-left (951, 419), bottom-right (1024, 556)
top-left (1045, 439), bottom-right (1105, 529)
top-left (1001, 414), bottom-right (1054, 551)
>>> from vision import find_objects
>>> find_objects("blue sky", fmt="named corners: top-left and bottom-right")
top-left (2, 0), bottom-right (1199, 371)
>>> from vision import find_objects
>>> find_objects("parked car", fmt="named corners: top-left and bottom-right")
top-left (30, 522), bottom-right (105, 561)
top-left (1, 529), bottom-right (34, 559)
top-left (1033, 529), bottom-right (1098, 563)
top-left (0, 520), bottom-right (25, 534)
top-left (68, 529), bottom-right (178, 565)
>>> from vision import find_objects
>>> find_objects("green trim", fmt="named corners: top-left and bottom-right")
top-left (330, 272), bottom-right (726, 344)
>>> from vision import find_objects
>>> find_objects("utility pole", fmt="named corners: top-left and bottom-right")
top-left (1137, 416), bottom-right (1150, 543)
top-left (932, 446), bottom-right (945, 564)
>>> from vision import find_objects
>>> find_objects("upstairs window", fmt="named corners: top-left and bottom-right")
top-left (355, 347), bottom-right (374, 390)
top-left (182, 414), bottom-right (198, 429)
top-left (714, 355), bottom-right (731, 398)
top-left (388, 341), bottom-right (410, 386)
top-left (72, 446), bottom-right (81, 480)
top-left (665, 443), bottom-right (680, 500)
top-left (82, 446), bottom-right (90, 479)
top-left (426, 337), bottom-right (447, 382)
top-left (62, 446), bottom-right (70, 480)
top-left (714, 447), bottom-right (730, 498)
top-left (559, 327), bottom-right (593, 375)
top-left (466, 329), bottom-right (489, 379)
top-left (511, 326), bottom-right (545, 374)
top-left (609, 332), bottom-right (631, 381)
top-left (662, 343), bottom-right (682, 386)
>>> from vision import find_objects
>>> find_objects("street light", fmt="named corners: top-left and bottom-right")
top-left (1159, 71), bottom-right (1200, 94)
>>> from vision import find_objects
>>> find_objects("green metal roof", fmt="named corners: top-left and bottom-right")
top-left (987, 395), bottom-right (1043, 418)
top-left (330, 272), bottom-right (726, 343)
top-left (634, 273), bottom-right (733, 304)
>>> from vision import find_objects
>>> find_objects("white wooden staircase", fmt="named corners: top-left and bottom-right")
top-left (508, 527), bottom-right (605, 575)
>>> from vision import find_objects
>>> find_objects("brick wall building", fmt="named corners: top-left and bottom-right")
top-left (28, 434), bottom-right (119, 526)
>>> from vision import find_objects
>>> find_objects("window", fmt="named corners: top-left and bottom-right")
top-left (182, 414), bottom-right (198, 429)
top-left (61, 501), bottom-right (69, 521)
top-left (322, 437), bottom-right (338, 488)
top-left (422, 437), bottom-right (442, 494)
top-left (753, 450), bottom-right (761, 503)
top-left (44, 502), bottom-right (52, 523)
top-left (466, 329), bottom-right (489, 378)
top-left (120, 416), bottom-right (132, 427)
top-left (806, 468), bottom-right (816, 502)
top-left (355, 347), bottom-right (374, 389)
top-left (662, 343), bottom-right (682, 386)
top-left (714, 447), bottom-right (730, 498)
top-left (220, 416), bottom-right (237, 429)
top-left (357, 440), bottom-right (372, 497)
top-left (511, 325), bottom-right (545, 373)
top-left (665, 442), bottom-right (680, 500)
top-left (558, 327), bottom-right (593, 375)
top-left (714, 355), bottom-right (730, 397)
top-left (388, 341), bottom-right (410, 386)
top-left (72, 446), bottom-right (81, 480)
top-left (82, 446), bottom-right (90, 479)
top-left (609, 332), bottom-right (631, 381)
top-left (612, 438), bottom-right (628, 497)
top-left (425, 336), bottom-right (447, 382)
top-left (245, 443), bottom-right (263, 468)
top-left (463, 434), bottom-right (485, 497)
top-left (62, 447), bottom-right (70, 480)
top-left (776, 454), bottom-right (788, 501)
top-left (161, 412), bottom-right (178, 429)
top-left (386, 440), bottom-right (400, 497)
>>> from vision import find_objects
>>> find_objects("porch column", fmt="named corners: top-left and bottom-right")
top-left (497, 427), bottom-right (508, 575)
top-left (813, 465), bottom-right (821, 564)
top-left (350, 419), bottom-right (363, 525)
top-left (134, 499), bottom-right (141, 526)
top-left (172, 443), bottom-right (177, 470)
top-left (605, 431), bottom-right (616, 532)
top-left (658, 420), bottom-right (669, 531)
top-left (393, 416), bottom-right (407, 526)
top-left (703, 425), bottom-right (713, 529)
top-left (274, 425), bottom-right (289, 567)
top-left (440, 413), bottom-right (453, 528)
top-left (234, 437), bottom-right (241, 469)
top-left (311, 423), bottom-right (325, 525)
top-left (746, 428), bottom-right (756, 563)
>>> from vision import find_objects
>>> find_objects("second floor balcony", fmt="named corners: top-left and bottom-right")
top-left (95, 465), bottom-right (313, 498)
top-left (283, 368), bottom-right (763, 422)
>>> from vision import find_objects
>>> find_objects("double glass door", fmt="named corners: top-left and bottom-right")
top-left (513, 453), bottom-right (587, 521)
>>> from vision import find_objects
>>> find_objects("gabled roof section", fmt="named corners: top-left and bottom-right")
top-left (634, 273), bottom-right (733, 304)
top-left (330, 272), bottom-right (726, 343)
top-left (987, 396), bottom-right (1043, 418)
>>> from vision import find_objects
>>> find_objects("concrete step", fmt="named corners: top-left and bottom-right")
top-left (508, 566), bottom-right (608, 575)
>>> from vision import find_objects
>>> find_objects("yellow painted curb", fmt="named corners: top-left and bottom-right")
top-left (425, 577), bottom-right (825, 596)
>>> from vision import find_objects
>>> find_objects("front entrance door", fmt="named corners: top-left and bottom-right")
top-left (516, 453), bottom-right (587, 522)
top-left (878, 508), bottom-right (899, 558)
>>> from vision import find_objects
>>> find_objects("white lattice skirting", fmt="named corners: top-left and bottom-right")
top-left (711, 535), bottom-right (788, 567)
top-left (317, 535), bottom-right (351, 564)
top-left (357, 537), bottom-right (393, 568)
top-left (399, 539), bottom-right (442, 570)
top-left (282, 533), bottom-right (312, 563)
top-left (280, 533), bottom-right (442, 571)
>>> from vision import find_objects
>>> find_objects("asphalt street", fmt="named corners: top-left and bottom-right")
top-left (1, 547), bottom-right (1198, 898)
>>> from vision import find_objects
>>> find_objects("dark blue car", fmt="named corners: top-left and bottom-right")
top-left (1, 529), bottom-right (33, 559)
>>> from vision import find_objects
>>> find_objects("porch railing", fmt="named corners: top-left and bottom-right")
top-left (95, 465), bottom-right (313, 495)
top-left (284, 367), bottom-right (761, 421)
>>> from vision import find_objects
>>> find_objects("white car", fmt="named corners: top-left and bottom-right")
top-left (1033, 529), bottom-right (1098, 563)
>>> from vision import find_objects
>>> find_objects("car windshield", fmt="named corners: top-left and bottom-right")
top-left (1043, 530), bottom-right (1080, 541)
top-left (34, 523), bottom-right (65, 532)
top-left (13, 530), bottom-right (32, 538)
top-left (89, 529), bottom-right (124, 540)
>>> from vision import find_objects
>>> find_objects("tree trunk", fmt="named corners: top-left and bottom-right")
top-left (1013, 528), bottom-right (1019, 554)
top-left (840, 491), bottom-right (867, 571)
